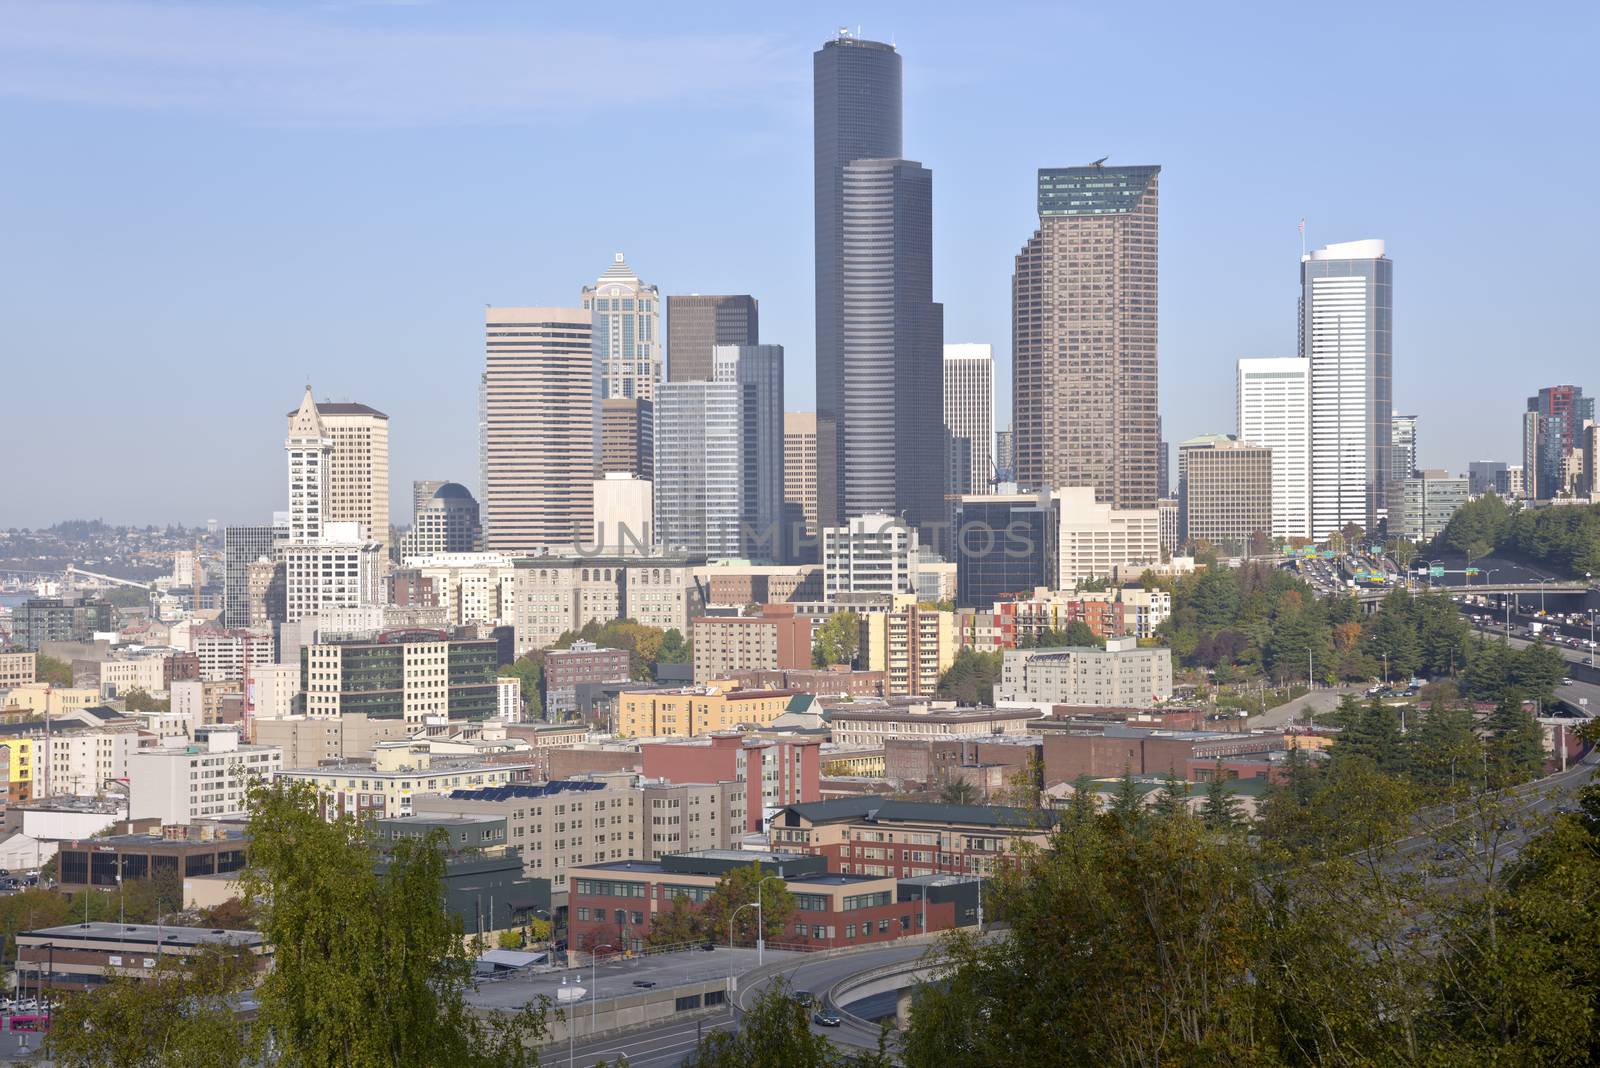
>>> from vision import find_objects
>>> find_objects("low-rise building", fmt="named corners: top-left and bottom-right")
top-left (639, 733), bottom-right (820, 832)
top-left (95, 654), bottom-right (172, 699)
top-left (691, 606), bottom-right (812, 682)
top-left (195, 631), bottom-right (276, 682)
top-left (768, 797), bottom-right (1056, 878)
top-left (276, 742), bottom-right (538, 820)
top-left (1039, 724), bottom-right (1286, 785)
top-left (55, 823), bottom-right (250, 892)
top-left (827, 703), bottom-right (1041, 748)
top-left (251, 713), bottom-right (413, 769)
top-left (0, 652), bottom-right (37, 691)
top-left (726, 667), bottom-right (885, 698)
top-left (128, 727), bottom-right (281, 824)
top-left (17, 922), bottom-right (269, 992)
top-left (1388, 471), bottom-right (1471, 543)
top-left (615, 686), bottom-right (799, 739)
top-left (996, 637), bottom-right (1173, 706)
top-left (543, 641), bottom-right (633, 717)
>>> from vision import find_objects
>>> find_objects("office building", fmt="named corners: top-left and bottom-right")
top-left (281, 526), bottom-right (383, 624)
top-left (399, 552), bottom-right (517, 627)
top-left (128, 727), bottom-right (282, 824)
top-left (300, 632), bottom-right (500, 723)
top-left (1014, 164), bottom-right (1161, 508)
top-left (285, 387), bottom-right (333, 544)
top-left (666, 294), bottom-right (759, 382)
top-left (482, 307), bottom-right (596, 552)
top-left (823, 514), bottom-right (919, 599)
top-left (615, 686), bottom-right (797, 739)
top-left (581, 253), bottom-right (661, 404)
top-left (1523, 385), bottom-right (1594, 500)
top-left (954, 493), bottom-right (1056, 608)
top-left (770, 797), bottom-right (1056, 879)
top-left (859, 601), bottom-right (956, 697)
top-left (8, 597), bottom-right (116, 652)
top-left (412, 480), bottom-right (448, 515)
top-left (195, 631), bottom-right (275, 682)
top-left (223, 524), bottom-right (288, 628)
top-left (512, 557), bottom-right (698, 656)
top-left (543, 641), bottom-right (633, 717)
top-left (1468, 461), bottom-right (1509, 497)
top-left (691, 606), bottom-right (812, 682)
top-left (993, 428), bottom-right (1014, 484)
top-left (815, 30), bottom-right (902, 533)
top-left (401, 482), bottom-right (480, 557)
top-left (1301, 239), bottom-right (1393, 537)
top-left (0, 653), bottom-right (35, 691)
top-left (1157, 498), bottom-right (1179, 556)
top-left (1237, 357), bottom-right (1311, 540)
top-left (1391, 414), bottom-right (1418, 483)
top-left (277, 744), bottom-right (537, 820)
top-left (246, 558), bottom-right (285, 630)
top-left (944, 344), bottom-right (995, 502)
top-left (1053, 487), bottom-right (1161, 590)
top-left (17, 924), bottom-right (269, 993)
top-left (1178, 436), bottom-right (1273, 552)
top-left (654, 345), bottom-right (784, 560)
top-left (1388, 470), bottom-right (1470, 542)
top-left (1586, 424), bottom-right (1600, 498)
top-left (1157, 416), bottom-right (1170, 499)
top-left (839, 156), bottom-right (944, 532)
top-left (599, 398), bottom-right (653, 479)
top-left (828, 704), bottom-right (1039, 749)
top-left (996, 637), bottom-right (1173, 706)
top-left (592, 474), bottom-right (654, 555)
top-left (783, 412), bottom-right (819, 563)
top-left (310, 401), bottom-right (390, 565)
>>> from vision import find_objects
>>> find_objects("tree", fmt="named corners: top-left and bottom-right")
top-left (696, 863), bottom-right (796, 949)
top-left (1061, 620), bottom-right (1100, 647)
top-left (657, 628), bottom-right (691, 664)
top-left (238, 778), bottom-right (550, 1067)
top-left (812, 612), bottom-right (859, 668)
top-left (936, 648), bottom-right (1001, 704)
top-left (1199, 763), bottom-right (1243, 829)
top-left (122, 686), bottom-right (170, 713)
top-left (35, 653), bottom-right (72, 687)
top-left (1484, 689), bottom-right (1545, 786)
top-left (48, 943), bottom-right (256, 1068)
top-left (1151, 767), bottom-right (1189, 820)
top-left (646, 893), bottom-right (703, 948)
top-left (683, 979), bottom-right (886, 1068)
top-left (1108, 766), bottom-right (1143, 824)
top-left (1336, 697), bottom-right (1410, 777)
top-left (498, 653), bottom-right (544, 720)
top-left (938, 778), bottom-right (980, 806)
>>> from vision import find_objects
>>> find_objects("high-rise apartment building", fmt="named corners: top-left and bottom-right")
top-left (223, 523), bottom-right (288, 628)
top-left (653, 345), bottom-right (784, 560)
top-left (944, 344), bottom-right (994, 501)
top-left (599, 398), bottom-right (654, 480)
top-left (1391, 414), bottom-right (1418, 484)
top-left (400, 482), bottom-right (480, 557)
top-left (1014, 164), bottom-right (1161, 509)
top-left (1177, 436), bottom-right (1273, 552)
top-left (481, 308), bottom-right (597, 552)
top-left (1301, 239), bottom-right (1392, 538)
top-left (823, 514), bottom-right (919, 600)
top-left (1237, 357), bottom-right (1311, 541)
top-left (665, 295), bottom-right (758, 382)
top-left (783, 412), bottom-right (819, 562)
top-left (1523, 385), bottom-right (1594, 499)
top-left (838, 157), bottom-right (944, 531)
top-left (581, 253), bottom-right (661, 403)
top-left (814, 31), bottom-right (903, 533)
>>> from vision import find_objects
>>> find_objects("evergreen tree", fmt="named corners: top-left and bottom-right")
top-left (1199, 763), bottom-right (1243, 829)
top-left (1484, 689), bottom-right (1545, 786)
top-left (1109, 766), bottom-right (1143, 824)
top-left (1151, 767), bottom-right (1189, 820)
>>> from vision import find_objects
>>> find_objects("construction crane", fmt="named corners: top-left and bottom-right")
top-left (193, 539), bottom-right (203, 617)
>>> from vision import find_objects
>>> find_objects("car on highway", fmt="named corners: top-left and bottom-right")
top-left (792, 990), bottom-right (816, 1008)
top-left (812, 1009), bottom-right (843, 1028)
top-left (632, 980), bottom-right (657, 989)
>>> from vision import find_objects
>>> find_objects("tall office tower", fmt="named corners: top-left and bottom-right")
top-left (654, 345), bottom-right (784, 560)
top-left (1014, 164), bottom-right (1161, 508)
top-left (783, 412), bottom-right (819, 562)
top-left (600, 398), bottom-right (654, 479)
top-left (1468, 460), bottom-right (1509, 496)
top-left (401, 482), bottom-right (480, 557)
top-left (288, 398), bottom-right (390, 562)
top-left (814, 30), bottom-right (902, 532)
top-left (1237, 357), bottom-right (1311, 540)
top-left (839, 156), bottom-right (944, 532)
top-left (1177, 436), bottom-right (1274, 553)
top-left (994, 428), bottom-right (1015, 484)
top-left (223, 523), bottom-right (287, 628)
top-left (482, 308), bottom-right (597, 552)
top-left (1391, 414), bottom-right (1418, 483)
top-left (943, 344), bottom-right (994, 499)
top-left (285, 387), bottom-right (332, 544)
top-left (1523, 385), bottom-right (1594, 499)
top-left (1301, 239), bottom-right (1392, 538)
top-left (412, 480), bottom-right (448, 516)
top-left (666, 295), bottom-right (759, 382)
top-left (581, 253), bottom-right (661, 403)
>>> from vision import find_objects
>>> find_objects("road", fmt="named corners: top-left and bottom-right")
top-left (1252, 686), bottom-right (1360, 729)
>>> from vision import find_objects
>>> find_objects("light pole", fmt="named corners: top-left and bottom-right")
top-left (727, 901), bottom-right (759, 993)
top-left (590, 943), bottom-right (613, 1035)
top-left (753, 872), bottom-right (785, 966)
top-left (556, 977), bottom-right (585, 1068)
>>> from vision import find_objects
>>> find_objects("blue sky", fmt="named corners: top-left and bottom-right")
top-left (3, 0), bottom-right (1595, 528)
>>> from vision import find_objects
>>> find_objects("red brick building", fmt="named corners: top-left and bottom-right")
top-left (1040, 727), bottom-right (1286, 785)
top-left (767, 798), bottom-right (1056, 879)
top-left (691, 606), bottom-right (812, 682)
top-left (727, 666), bottom-right (886, 698)
top-left (543, 641), bottom-right (633, 716)
top-left (640, 733), bottom-right (821, 832)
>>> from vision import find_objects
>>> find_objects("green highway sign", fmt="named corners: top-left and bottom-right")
top-left (1429, 566), bottom-right (1445, 578)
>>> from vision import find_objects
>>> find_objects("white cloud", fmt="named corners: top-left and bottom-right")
top-left (0, 1), bottom-right (795, 124)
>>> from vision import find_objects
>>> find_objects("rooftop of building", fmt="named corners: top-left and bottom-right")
top-left (281, 400), bottom-right (388, 419)
top-left (287, 753), bottom-right (536, 776)
top-left (439, 780), bottom-right (618, 802)
top-left (21, 922), bottom-right (263, 948)
top-left (573, 856), bottom-right (881, 887)
top-left (779, 796), bottom-right (1058, 829)
top-left (827, 706), bottom-right (1040, 723)
top-left (13, 795), bottom-right (127, 814)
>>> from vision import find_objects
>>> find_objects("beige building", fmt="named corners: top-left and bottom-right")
top-left (97, 655), bottom-right (170, 699)
top-left (828, 705), bottom-right (1040, 748)
top-left (244, 662), bottom-right (299, 721)
top-left (483, 307), bottom-right (596, 553)
top-left (403, 552), bottom-right (518, 627)
top-left (615, 686), bottom-right (796, 739)
top-left (312, 401), bottom-right (391, 566)
top-left (996, 636), bottom-right (1173, 706)
top-left (513, 558), bottom-right (697, 656)
top-left (860, 600), bottom-right (956, 697)
top-left (281, 526), bottom-right (384, 624)
top-left (252, 713), bottom-right (413, 769)
top-left (276, 742), bottom-right (538, 820)
top-left (1014, 166), bottom-right (1161, 508)
top-left (0, 653), bottom-right (36, 691)
top-left (412, 776), bottom-right (641, 892)
top-left (640, 780), bottom-right (745, 860)
top-left (691, 607), bottom-right (812, 682)
top-left (1053, 486), bottom-right (1161, 590)
top-left (783, 412), bottom-right (819, 558)
top-left (1179, 435), bottom-right (1273, 551)
top-left (592, 474), bottom-right (654, 554)
top-left (3, 684), bottom-right (100, 717)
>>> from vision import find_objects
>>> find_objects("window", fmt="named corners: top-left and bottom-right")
top-left (845, 924), bottom-right (856, 939)
top-left (675, 994), bottom-right (703, 1012)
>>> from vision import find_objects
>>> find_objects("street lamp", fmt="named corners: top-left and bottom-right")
top-left (727, 901), bottom-right (760, 994)
top-left (753, 872), bottom-right (786, 966)
top-left (556, 977), bottom-right (585, 1068)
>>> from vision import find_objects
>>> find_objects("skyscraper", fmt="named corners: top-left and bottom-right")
top-left (1237, 357), bottom-right (1311, 541)
top-left (839, 156), bottom-right (944, 531)
top-left (1014, 164), bottom-right (1161, 508)
top-left (315, 401), bottom-right (390, 565)
top-left (482, 308), bottom-right (597, 552)
top-left (1391, 413), bottom-right (1418, 483)
top-left (994, 428), bottom-right (1015, 484)
top-left (783, 412), bottom-right (819, 562)
top-left (814, 30), bottom-right (903, 532)
top-left (943, 344), bottom-right (994, 498)
top-left (1301, 239), bottom-right (1392, 539)
top-left (600, 398), bottom-right (654, 479)
top-left (401, 483), bottom-right (481, 557)
top-left (285, 387), bottom-right (332, 544)
top-left (581, 253), bottom-right (661, 402)
top-left (223, 523), bottom-right (287, 628)
top-left (654, 345), bottom-right (784, 560)
top-left (1523, 385), bottom-right (1594, 499)
top-left (666, 295), bottom-right (758, 382)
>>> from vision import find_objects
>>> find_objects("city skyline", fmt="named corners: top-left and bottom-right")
top-left (4, 4), bottom-right (1596, 527)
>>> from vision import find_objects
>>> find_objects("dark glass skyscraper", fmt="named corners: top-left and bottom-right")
top-left (814, 32), bottom-right (902, 531)
top-left (665, 295), bottom-right (759, 382)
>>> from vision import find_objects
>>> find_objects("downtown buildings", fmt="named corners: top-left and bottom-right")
top-left (1522, 385), bottom-right (1593, 500)
top-left (1013, 164), bottom-right (1161, 509)
top-left (944, 343), bottom-right (995, 506)
top-left (1237, 357), bottom-right (1311, 541)
top-left (665, 295), bottom-right (758, 382)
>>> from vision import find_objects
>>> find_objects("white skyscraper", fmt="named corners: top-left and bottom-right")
top-left (943, 343), bottom-right (994, 497)
top-left (582, 253), bottom-right (661, 403)
top-left (285, 387), bottom-right (332, 544)
top-left (1237, 357), bottom-right (1311, 541)
top-left (1301, 239), bottom-right (1393, 539)
top-left (283, 387), bottom-right (382, 622)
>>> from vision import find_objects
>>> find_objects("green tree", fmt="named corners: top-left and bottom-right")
top-left (48, 943), bottom-right (256, 1068)
top-left (1150, 766), bottom-right (1189, 820)
top-left (937, 777), bottom-right (980, 805)
top-left (645, 893), bottom-right (703, 948)
top-left (34, 653), bottom-right (72, 687)
top-left (1108, 766), bottom-right (1143, 825)
top-left (684, 979), bottom-right (886, 1067)
top-left (1511, 638), bottom-right (1566, 707)
top-left (1483, 689), bottom-right (1545, 786)
top-left (696, 863), bottom-right (796, 949)
top-left (498, 653), bottom-right (544, 720)
top-left (1199, 763), bottom-right (1243, 829)
top-left (121, 686), bottom-right (171, 713)
top-left (657, 628), bottom-right (691, 664)
top-left (239, 779), bottom-right (550, 1067)
top-left (812, 612), bottom-right (859, 667)
top-left (936, 648), bottom-right (1001, 704)
top-left (1336, 697), bottom-right (1411, 776)
top-left (1061, 620), bottom-right (1100, 647)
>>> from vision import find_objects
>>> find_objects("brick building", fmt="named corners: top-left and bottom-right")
top-left (639, 733), bottom-right (821, 832)
top-left (542, 641), bottom-right (633, 717)
top-left (691, 606), bottom-right (812, 682)
top-left (1040, 726), bottom-right (1286, 785)
top-left (726, 666), bottom-right (885, 698)
top-left (883, 736), bottom-right (1042, 791)
top-left (615, 686), bottom-right (799, 739)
